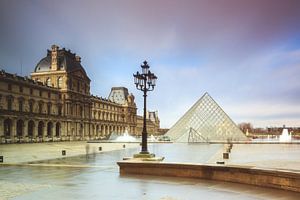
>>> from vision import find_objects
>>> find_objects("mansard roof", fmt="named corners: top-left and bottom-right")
top-left (34, 46), bottom-right (88, 78)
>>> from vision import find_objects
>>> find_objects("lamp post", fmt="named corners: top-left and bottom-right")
top-left (133, 61), bottom-right (157, 156)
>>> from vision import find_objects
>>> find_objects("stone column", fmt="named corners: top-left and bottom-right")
top-left (11, 119), bottom-right (16, 143)
top-left (43, 122), bottom-right (47, 141)
top-left (0, 118), bottom-right (3, 137)
top-left (32, 120), bottom-right (37, 142)
top-left (23, 120), bottom-right (28, 142)
top-left (82, 123), bottom-right (86, 139)
top-left (67, 121), bottom-right (70, 139)
top-left (0, 118), bottom-right (3, 143)
top-left (61, 121), bottom-right (65, 138)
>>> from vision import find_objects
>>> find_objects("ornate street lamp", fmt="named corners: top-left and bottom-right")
top-left (133, 61), bottom-right (157, 157)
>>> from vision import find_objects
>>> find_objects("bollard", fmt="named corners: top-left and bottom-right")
top-left (223, 152), bottom-right (229, 159)
top-left (0, 156), bottom-right (3, 163)
top-left (62, 150), bottom-right (66, 156)
top-left (123, 144), bottom-right (126, 148)
top-left (99, 147), bottom-right (102, 151)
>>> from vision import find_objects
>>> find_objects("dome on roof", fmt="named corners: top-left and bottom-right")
top-left (34, 56), bottom-right (51, 72)
top-left (34, 47), bottom-right (87, 76)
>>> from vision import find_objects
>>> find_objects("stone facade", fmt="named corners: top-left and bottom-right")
top-left (136, 111), bottom-right (161, 136)
top-left (0, 45), bottom-right (144, 143)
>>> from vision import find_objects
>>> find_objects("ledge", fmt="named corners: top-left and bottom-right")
top-left (117, 161), bottom-right (300, 193)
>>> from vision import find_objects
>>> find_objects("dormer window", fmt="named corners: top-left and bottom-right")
top-left (46, 78), bottom-right (51, 87)
top-left (57, 77), bottom-right (63, 89)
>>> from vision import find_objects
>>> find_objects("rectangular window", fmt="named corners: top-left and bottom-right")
top-left (29, 102), bottom-right (33, 113)
top-left (47, 104), bottom-right (51, 115)
top-left (7, 99), bottom-right (12, 110)
top-left (30, 88), bottom-right (33, 95)
top-left (39, 90), bottom-right (42, 97)
top-left (58, 105), bottom-right (62, 116)
top-left (19, 86), bottom-right (23, 93)
top-left (8, 84), bottom-right (12, 91)
top-left (39, 103), bottom-right (43, 114)
top-left (19, 100), bottom-right (23, 112)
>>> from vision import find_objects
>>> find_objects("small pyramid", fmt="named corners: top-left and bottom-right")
top-left (165, 93), bottom-right (247, 142)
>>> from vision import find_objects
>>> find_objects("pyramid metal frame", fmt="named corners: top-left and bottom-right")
top-left (188, 128), bottom-right (209, 143)
top-left (165, 92), bottom-right (247, 142)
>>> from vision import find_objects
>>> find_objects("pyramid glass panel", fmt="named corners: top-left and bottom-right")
top-left (165, 93), bottom-right (248, 142)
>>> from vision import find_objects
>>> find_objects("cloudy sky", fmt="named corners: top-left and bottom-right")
top-left (1, 0), bottom-right (300, 128)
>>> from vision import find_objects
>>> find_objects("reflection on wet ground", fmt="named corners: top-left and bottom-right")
top-left (30, 143), bottom-right (222, 166)
top-left (1, 143), bottom-right (300, 200)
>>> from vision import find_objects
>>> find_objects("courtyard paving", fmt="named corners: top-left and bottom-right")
top-left (0, 142), bottom-right (299, 199)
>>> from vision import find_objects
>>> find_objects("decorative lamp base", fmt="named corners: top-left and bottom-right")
top-left (123, 152), bottom-right (164, 161)
top-left (133, 152), bottom-right (155, 158)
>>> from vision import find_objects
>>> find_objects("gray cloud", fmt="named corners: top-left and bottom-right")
top-left (1, 0), bottom-right (300, 127)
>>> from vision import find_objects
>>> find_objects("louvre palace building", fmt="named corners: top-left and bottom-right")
top-left (0, 45), bottom-right (162, 143)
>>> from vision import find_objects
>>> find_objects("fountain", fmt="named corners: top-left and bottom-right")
top-left (115, 129), bottom-right (136, 142)
top-left (279, 126), bottom-right (292, 142)
top-left (149, 135), bottom-right (156, 142)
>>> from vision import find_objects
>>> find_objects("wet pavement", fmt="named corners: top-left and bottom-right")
top-left (0, 143), bottom-right (300, 199)
top-left (0, 142), bottom-right (140, 164)
top-left (227, 143), bottom-right (300, 171)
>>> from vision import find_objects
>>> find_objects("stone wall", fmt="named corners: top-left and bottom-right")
top-left (117, 161), bottom-right (300, 192)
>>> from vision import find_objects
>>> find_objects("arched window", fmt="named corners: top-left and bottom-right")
top-left (47, 122), bottom-right (53, 137)
top-left (28, 121), bottom-right (34, 137)
top-left (56, 122), bottom-right (61, 137)
top-left (57, 77), bottom-right (63, 89)
top-left (46, 78), bottom-right (51, 86)
top-left (4, 119), bottom-right (12, 137)
top-left (38, 121), bottom-right (44, 137)
top-left (16, 120), bottom-right (24, 137)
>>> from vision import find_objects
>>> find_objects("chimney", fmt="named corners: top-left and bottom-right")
top-left (75, 55), bottom-right (81, 63)
top-left (51, 45), bottom-right (59, 70)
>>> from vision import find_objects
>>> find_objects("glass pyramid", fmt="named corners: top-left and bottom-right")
top-left (165, 92), bottom-right (248, 142)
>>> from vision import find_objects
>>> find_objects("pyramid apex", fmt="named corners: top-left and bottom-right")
top-left (204, 92), bottom-right (211, 96)
top-left (199, 92), bottom-right (212, 101)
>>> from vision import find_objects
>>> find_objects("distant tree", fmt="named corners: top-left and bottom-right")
top-left (238, 122), bottom-right (253, 133)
